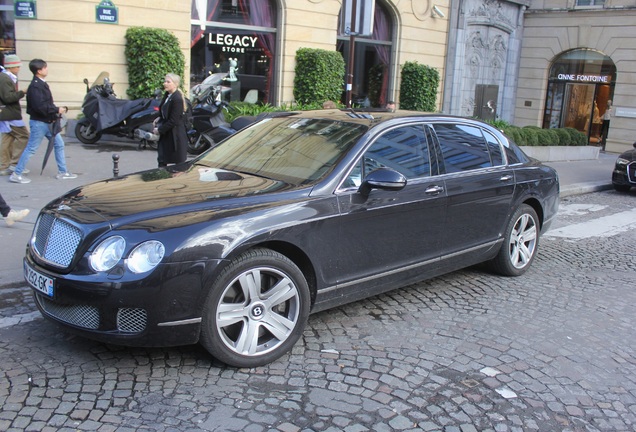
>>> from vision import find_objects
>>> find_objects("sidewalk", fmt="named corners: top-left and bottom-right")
top-left (0, 136), bottom-right (619, 287)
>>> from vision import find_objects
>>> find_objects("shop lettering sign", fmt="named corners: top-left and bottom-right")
top-left (96, 0), bottom-right (118, 24)
top-left (14, 0), bottom-right (37, 19)
top-left (208, 34), bottom-right (258, 53)
top-left (614, 107), bottom-right (636, 118)
top-left (556, 74), bottom-right (611, 83)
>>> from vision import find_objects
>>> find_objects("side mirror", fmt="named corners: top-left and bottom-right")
top-left (358, 167), bottom-right (407, 196)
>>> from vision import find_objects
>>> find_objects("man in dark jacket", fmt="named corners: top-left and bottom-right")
top-left (10, 58), bottom-right (76, 183)
top-left (0, 54), bottom-right (29, 176)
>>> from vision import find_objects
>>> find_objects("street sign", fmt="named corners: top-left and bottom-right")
top-left (14, 1), bottom-right (36, 19)
top-left (96, 0), bottom-right (118, 24)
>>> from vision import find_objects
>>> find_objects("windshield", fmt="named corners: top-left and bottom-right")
top-left (197, 117), bottom-right (368, 185)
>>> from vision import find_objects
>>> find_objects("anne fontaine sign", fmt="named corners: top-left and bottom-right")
top-left (556, 73), bottom-right (611, 83)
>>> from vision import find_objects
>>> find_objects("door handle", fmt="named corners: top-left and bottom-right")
top-left (500, 175), bottom-right (513, 182)
top-left (425, 185), bottom-right (444, 195)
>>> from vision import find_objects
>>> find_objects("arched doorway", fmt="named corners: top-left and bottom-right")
top-left (543, 49), bottom-right (616, 145)
top-left (337, 1), bottom-right (394, 108)
top-left (190, 0), bottom-right (278, 104)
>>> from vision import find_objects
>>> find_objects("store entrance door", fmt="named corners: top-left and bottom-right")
top-left (563, 83), bottom-right (600, 141)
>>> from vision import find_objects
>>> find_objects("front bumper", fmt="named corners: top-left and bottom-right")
top-left (25, 252), bottom-right (221, 347)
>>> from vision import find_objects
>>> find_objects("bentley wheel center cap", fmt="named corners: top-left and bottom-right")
top-left (250, 303), bottom-right (266, 320)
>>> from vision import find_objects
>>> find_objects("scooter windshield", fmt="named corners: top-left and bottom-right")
top-left (191, 72), bottom-right (230, 104)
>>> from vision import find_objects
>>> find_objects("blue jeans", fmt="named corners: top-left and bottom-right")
top-left (14, 119), bottom-right (68, 175)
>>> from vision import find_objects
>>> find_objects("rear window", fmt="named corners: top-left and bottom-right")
top-left (433, 123), bottom-right (492, 172)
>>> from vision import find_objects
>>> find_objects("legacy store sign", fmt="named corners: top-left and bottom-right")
top-left (208, 34), bottom-right (258, 53)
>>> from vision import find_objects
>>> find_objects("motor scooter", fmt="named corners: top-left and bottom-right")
top-left (186, 73), bottom-right (286, 155)
top-left (186, 73), bottom-right (236, 155)
top-left (75, 72), bottom-right (161, 149)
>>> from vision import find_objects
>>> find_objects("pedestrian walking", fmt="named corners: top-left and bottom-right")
top-left (0, 192), bottom-right (29, 226)
top-left (9, 58), bottom-right (76, 184)
top-left (153, 73), bottom-right (188, 168)
top-left (0, 54), bottom-right (29, 176)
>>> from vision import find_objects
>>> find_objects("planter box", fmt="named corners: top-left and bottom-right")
top-left (520, 145), bottom-right (600, 162)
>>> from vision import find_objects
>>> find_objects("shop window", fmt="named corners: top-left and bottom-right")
top-left (338, 1), bottom-right (394, 108)
top-left (190, 0), bottom-right (277, 104)
top-left (0, 0), bottom-right (15, 61)
top-left (543, 49), bottom-right (616, 144)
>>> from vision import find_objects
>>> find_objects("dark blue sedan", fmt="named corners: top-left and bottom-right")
top-left (24, 110), bottom-right (560, 367)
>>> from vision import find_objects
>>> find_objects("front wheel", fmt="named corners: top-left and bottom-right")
top-left (75, 121), bottom-right (101, 144)
top-left (489, 204), bottom-right (540, 276)
top-left (200, 248), bottom-right (311, 368)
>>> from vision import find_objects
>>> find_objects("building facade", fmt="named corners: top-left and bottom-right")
top-left (5, 0), bottom-right (450, 114)
top-left (442, 0), bottom-right (527, 124)
top-left (515, 0), bottom-right (636, 153)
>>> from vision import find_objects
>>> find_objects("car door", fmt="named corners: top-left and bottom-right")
top-left (430, 122), bottom-right (515, 256)
top-left (331, 123), bottom-right (447, 294)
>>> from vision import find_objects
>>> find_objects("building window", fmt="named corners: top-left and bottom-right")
top-left (338, 1), bottom-right (394, 108)
top-left (191, 0), bottom-right (277, 104)
top-left (0, 0), bottom-right (15, 61)
top-left (575, 0), bottom-right (605, 7)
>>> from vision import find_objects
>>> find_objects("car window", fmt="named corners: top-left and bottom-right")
top-left (199, 118), bottom-right (368, 185)
top-left (500, 133), bottom-right (528, 165)
top-left (483, 130), bottom-right (504, 166)
top-left (344, 124), bottom-right (430, 188)
top-left (433, 123), bottom-right (493, 173)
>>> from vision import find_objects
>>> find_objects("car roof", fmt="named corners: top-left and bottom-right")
top-left (281, 109), bottom-right (488, 128)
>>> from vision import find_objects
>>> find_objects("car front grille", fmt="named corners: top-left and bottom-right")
top-left (117, 308), bottom-right (148, 333)
top-left (36, 293), bottom-right (100, 330)
top-left (36, 294), bottom-right (148, 334)
top-left (33, 214), bottom-right (82, 268)
top-left (628, 161), bottom-right (636, 183)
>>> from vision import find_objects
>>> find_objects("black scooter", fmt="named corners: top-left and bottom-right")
top-left (186, 73), bottom-right (236, 155)
top-left (75, 72), bottom-right (161, 149)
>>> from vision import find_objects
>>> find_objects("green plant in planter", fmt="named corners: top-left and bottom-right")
top-left (367, 64), bottom-right (385, 108)
top-left (399, 61), bottom-right (439, 112)
top-left (293, 48), bottom-right (345, 105)
top-left (125, 27), bottom-right (185, 100)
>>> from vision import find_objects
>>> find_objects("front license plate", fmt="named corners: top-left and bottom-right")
top-left (24, 261), bottom-right (54, 297)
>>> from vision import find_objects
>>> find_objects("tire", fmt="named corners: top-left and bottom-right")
top-left (75, 121), bottom-right (101, 144)
top-left (187, 133), bottom-right (212, 155)
top-left (200, 248), bottom-right (311, 368)
top-left (613, 183), bottom-right (631, 192)
top-left (489, 204), bottom-right (540, 276)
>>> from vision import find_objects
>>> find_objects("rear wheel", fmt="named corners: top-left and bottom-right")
top-left (187, 133), bottom-right (212, 155)
top-left (75, 122), bottom-right (101, 144)
top-left (489, 204), bottom-right (539, 276)
top-left (200, 248), bottom-right (310, 368)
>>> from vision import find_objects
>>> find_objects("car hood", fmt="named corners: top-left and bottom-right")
top-left (45, 164), bottom-right (303, 226)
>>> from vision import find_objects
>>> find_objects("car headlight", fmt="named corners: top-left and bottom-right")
top-left (616, 157), bottom-right (629, 167)
top-left (90, 236), bottom-right (125, 272)
top-left (126, 240), bottom-right (165, 274)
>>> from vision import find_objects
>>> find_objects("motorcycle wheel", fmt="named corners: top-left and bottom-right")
top-left (187, 133), bottom-right (213, 155)
top-left (75, 122), bottom-right (102, 144)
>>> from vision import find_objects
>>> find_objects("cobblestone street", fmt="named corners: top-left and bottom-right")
top-left (1, 190), bottom-right (635, 431)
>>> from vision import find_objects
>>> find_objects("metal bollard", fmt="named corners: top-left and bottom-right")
top-left (112, 153), bottom-right (120, 178)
